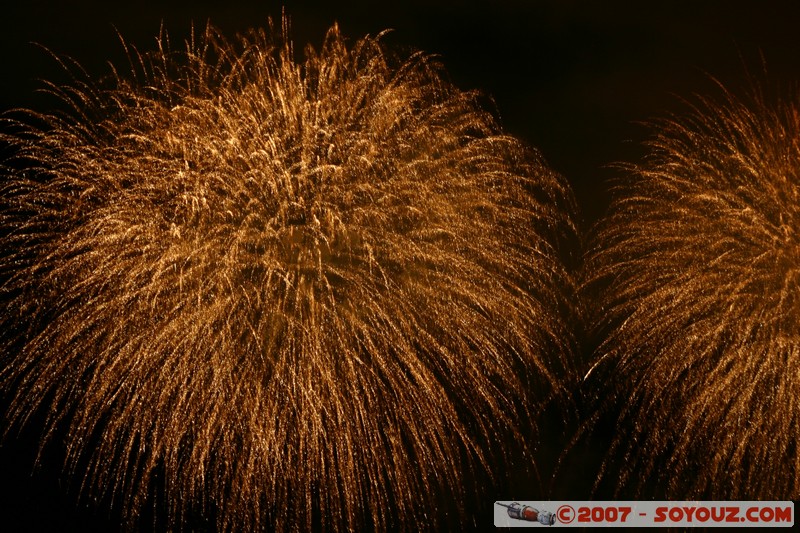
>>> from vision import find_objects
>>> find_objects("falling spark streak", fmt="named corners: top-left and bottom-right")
top-left (583, 80), bottom-right (800, 499)
top-left (0, 19), bottom-right (578, 531)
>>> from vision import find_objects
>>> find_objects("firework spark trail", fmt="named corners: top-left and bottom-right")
top-left (583, 81), bottom-right (800, 499)
top-left (0, 20), bottom-right (579, 531)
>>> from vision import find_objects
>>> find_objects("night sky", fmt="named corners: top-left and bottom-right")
top-left (1, 1), bottom-right (799, 530)
top-left (3, 1), bottom-right (800, 228)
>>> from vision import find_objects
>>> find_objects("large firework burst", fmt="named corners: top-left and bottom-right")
top-left (583, 81), bottom-right (800, 499)
top-left (0, 19), bottom-right (578, 530)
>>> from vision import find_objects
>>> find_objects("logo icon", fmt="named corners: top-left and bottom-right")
top-left (496, 502), bottom-right (556, 525)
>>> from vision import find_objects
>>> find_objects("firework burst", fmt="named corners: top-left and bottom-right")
top-left (583, 81), bottom-right (800, 499)
top-left (0, 19), bottom-right (578, 530)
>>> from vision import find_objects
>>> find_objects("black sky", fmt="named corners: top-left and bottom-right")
top-left (2, 1), bottom-right (800, 226)
top-left (0, 0), bottom-right (800, 223)
top-left (1, 1), bottom-right (799, 530)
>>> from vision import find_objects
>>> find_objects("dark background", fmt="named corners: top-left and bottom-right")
top-left (1, 1), bottom-right (799, 530)
top-left (3, 0), bottom-right (800, 228)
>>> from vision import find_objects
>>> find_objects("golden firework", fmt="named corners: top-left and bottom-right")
top-left (583, 81), bottom-right (800, 499)
top-left (0, 19), bottom-right (579, 530)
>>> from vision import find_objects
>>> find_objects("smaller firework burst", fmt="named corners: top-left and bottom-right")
top-left (583, 79), bottom-right (800, 499)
